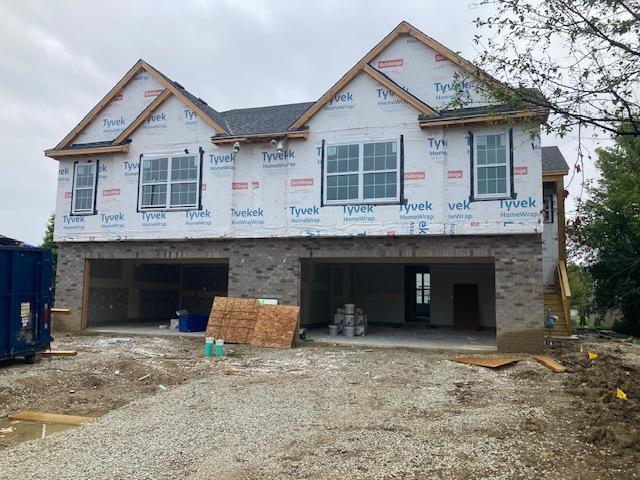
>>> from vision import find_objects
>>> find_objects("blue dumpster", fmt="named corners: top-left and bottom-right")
top-left (0, 246), bottom-right (53, 363)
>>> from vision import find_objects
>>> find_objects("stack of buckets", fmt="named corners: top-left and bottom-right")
top-left (329, 304), bottom-right (367, 337)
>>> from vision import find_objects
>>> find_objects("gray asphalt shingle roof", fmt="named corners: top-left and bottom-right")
top-left (217, 102), bottom-right (315, 136)
top-left (542, 146), bottom-right (569, 173)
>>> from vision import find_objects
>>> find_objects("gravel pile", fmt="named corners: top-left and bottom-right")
top-left (0, 344), bottom-right (630, 479)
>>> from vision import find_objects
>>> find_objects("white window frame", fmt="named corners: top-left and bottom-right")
top-left (138, 153), bottom-right (201, 211)
top-left (323, 139), bottom-right (401, 205)
top-left (473, 130), bottom-right (511, 200)
top-left (71, 160), bottom-right (98, 215)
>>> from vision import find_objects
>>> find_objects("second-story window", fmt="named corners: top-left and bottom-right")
top-left (324, 139), bottom-right (401, 205)
top-left (71, 161), bottom-right (98, 215)
top-left (139, 154), bottom-right (200, 210)
top-left (474, 133), bottom-right (510, 199)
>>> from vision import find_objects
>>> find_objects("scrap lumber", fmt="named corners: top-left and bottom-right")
top-left (532, 355), bottom-right (567, 373)
top-left (9, 411), bottom-right (91, 426)
top-left (452, 357), bottom-right (519, 368)
top-left (205, 297), bottom-right (260, 344)
top-left (43, 350), bottom-right (77, 357)
top-left (250, 305), bottom-right (300, 349)
top-left (50, 308), bottom-right (71, 314)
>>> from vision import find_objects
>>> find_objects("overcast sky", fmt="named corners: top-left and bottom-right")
top-left (0, 0), bottom-right (599, 245)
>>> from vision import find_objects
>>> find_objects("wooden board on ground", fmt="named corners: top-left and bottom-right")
top-left (205, 297), bottom-right (260, 344)
top-left (452, 357), bottom-right (520, 368)
top-left (532, 355), bottom-right (567, 373)
top-left (250, 305), bottom-right (300, 349)
top-left (43, 350), bottom-right (77, 357)
top-left (9, 411), bottom-right (91, 425)
top-left (50, 308), bottom-right (71, 314)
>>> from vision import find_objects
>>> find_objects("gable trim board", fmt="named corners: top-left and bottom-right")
top-left (112, 88), bottom-right (171, 144)
top-left (288, 20), bottom-right (510, 130)
top-left (138, 60), bottom-right (227, 134)
top-left (361, 65), bottom-right (437, 115)
top-left (289, 23), bottom-right (440, 130)
top-left (48, 60), bottom-right (229, 157)
top-left (53, 61), bottom-right (148, 150)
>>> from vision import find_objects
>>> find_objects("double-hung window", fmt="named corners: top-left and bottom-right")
top-left (473, 132), bottom-right (511, 200)
top-left (71, 161), bottom-right (98, 215)
top-left (139, 154), bottom-right (200, 210)
top-left (324, 139), bottom-right (401, 205)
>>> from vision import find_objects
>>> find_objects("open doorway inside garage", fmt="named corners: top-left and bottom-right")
top-left (84, 259), bottom-right (228, 335)
top-left (300, 260), bottom-right (496, 350)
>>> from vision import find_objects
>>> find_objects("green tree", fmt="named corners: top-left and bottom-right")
top-left (571, 133), bottom-right (640, 335)
top-left (567, 262), bottom-right (592, 327)
top-left (470, 0), bottom-right (640, 137)
top-left (40, 213), bottom-right (57, 301)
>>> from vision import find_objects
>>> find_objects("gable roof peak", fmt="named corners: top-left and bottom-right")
top-left (289, 20), bottom-right (493, 130)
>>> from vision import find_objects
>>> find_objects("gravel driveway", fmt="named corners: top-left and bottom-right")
top-left (0, 341), bottom-right (636, 479)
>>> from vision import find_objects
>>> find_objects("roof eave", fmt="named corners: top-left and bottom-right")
top-left (418, 109), bottom-right (548, 128)
top-left (44, 143), bottom-right (130, 159)
top-left (211, 129), bottom-right (309, 145)
top-left (543, 170), bottom-right (569, 177)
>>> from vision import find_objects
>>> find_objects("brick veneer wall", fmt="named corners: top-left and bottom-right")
top-left (54, 234), bottom-right (543, 352)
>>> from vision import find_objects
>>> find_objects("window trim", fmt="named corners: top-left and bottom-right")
top-left (321, 137), bottom-right (403, 206)
top-left (469, 129), bottom-right (516, 202)
top-left (137, 149), bottom-right (204, 212)
top-left (543, 191), bottom-right (555, 224)
top-left (70, 160), bottom-right (98, 216)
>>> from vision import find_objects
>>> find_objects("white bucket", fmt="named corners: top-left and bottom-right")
top-left (333, 314), bottom-right (344, 324)
top-left (344, 326), bottom-right (355, 337)
top-left (170, 318), bottom-right (179, 329)
top-left (344, 304), bottom-right (355, 315)
top-left (328, 324), bottom-right (339, 336)
top-left (355, 314), bottom-right (364, 325)
top-left (354, 325), bottom-right (365, 336)
top-left (344, 314), bottom-right (355, 326)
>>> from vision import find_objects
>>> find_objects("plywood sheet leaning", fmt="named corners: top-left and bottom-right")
top-left (250, 305), bottom-right (300, 349)
top-left (532, 355), bottom-right (567, 373)
top-left (452, 357), bottom-right (520, 369)
top-left (205, 297), bottom-right (260, 344)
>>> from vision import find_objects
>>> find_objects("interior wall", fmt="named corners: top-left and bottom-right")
top-left (430, 264), bottom-right (495, 327)
top-left (301, 262), bottom-right (405, 326)
top-left (352, 265), bottom-right (404, 324)
top-left (87, 260), bottom-right (228, 326)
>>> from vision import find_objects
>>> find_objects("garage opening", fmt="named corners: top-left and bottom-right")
top-left (300, 260), bottom-right (496, 350)
top-left (84, 259), bottom-right (228, 335)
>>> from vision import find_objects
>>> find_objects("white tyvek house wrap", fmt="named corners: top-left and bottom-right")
top-left (73, 70), bottom-right (163, 144)
top-left (370, 37), bottom-right (492, 109)
top-left (54, 71), bottom-right (543, 242)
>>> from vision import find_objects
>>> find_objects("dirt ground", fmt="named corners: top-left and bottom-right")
top-left (0, 331), bottom-right (638, 479)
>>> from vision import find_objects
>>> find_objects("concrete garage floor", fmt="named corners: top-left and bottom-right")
top-left (86, 321), bottom-right (204, 338)
top-left (86, 323), bottom-right (496, 350)
top-left (305, 325), bottom-right (497, 351)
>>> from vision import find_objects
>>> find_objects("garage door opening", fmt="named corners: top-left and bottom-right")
top-left (84, 259), bottom-right (228, 335)
top-left (300, 260), bottom-right (496, 350)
